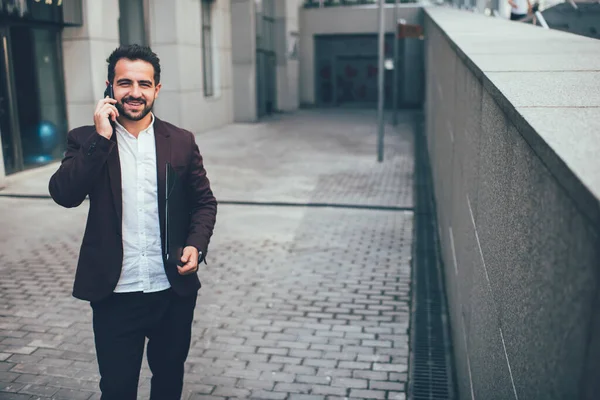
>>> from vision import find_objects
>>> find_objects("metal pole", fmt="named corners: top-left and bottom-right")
top-left (377, 0), bottom-right (385, 163)
top-left (392, 0), bottom-right (400, 126)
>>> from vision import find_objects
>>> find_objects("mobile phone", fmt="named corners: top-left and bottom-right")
top-left (104, 83), bottom-right (114, 99)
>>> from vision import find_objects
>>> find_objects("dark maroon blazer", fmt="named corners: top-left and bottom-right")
top-left (48, 117), bottom-right (217, 302)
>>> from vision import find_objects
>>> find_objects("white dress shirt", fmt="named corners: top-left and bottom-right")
top-left (114, 113), bottom-right (171, 293)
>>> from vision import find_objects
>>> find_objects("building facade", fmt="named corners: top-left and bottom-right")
top-left (0, 0), bottom-right (303, 187)
top-left (299, 3), bottom-right (424, 109)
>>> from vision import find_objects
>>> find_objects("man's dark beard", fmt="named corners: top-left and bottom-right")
top-left (116, 96), bottom-right (153, 121)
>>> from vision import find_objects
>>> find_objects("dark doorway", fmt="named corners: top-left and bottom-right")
top-left (315, 34), bottom-right (400, 109)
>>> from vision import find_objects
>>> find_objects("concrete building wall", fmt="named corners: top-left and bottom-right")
top-left (424, 7), bottom-right (600, 400)
top-left (299, 4), bottom-right (424, 107)
top-left (61, 0), bottom-right (233, 135)
top-left (149, 0), bottom-right (233, 132)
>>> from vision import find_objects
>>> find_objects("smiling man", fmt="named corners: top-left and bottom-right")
top-left (48, 45), bottom-right (217, 399)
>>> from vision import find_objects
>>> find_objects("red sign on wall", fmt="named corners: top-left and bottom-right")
top-left (397, 22), bottom-right (424, 39)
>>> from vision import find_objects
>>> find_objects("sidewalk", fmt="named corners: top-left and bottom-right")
top-left (0, 109), bottom-right (416, 400)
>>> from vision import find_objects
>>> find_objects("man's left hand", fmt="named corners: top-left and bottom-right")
top-left (178, 246), bottom-right (199, 275)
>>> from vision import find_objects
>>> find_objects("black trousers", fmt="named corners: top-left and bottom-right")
top-left (510, 12), bottom-right (527, 21)
top-left (91, 288), bottom-right (197, 400)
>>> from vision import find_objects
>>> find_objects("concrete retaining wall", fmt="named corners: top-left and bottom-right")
top-left (424, 7), bottom-right (600, 400)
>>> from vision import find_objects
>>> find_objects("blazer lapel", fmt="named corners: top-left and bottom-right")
top-left (106, 129), bottom-right (123, 230)
top-left (154, 117), bottom-right (171, 244)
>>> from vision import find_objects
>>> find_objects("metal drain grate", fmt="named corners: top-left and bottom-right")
top-left (408, 114), bottom-right (457, 400)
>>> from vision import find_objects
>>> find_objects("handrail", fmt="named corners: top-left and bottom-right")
top-left (303, 0), bottom-right (416, 7)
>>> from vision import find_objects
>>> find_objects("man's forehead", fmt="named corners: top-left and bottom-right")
top-left (114, 59), bottom-right (155, 78)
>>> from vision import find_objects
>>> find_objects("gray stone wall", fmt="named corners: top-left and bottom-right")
top-left (424, 7), bottom-right (600, 400)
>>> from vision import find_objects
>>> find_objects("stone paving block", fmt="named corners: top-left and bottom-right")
top-left (317, 368), bottom-right (352, 378)
top-left (369, 380), bottom-right (406, 391)
top-left (338, 361), bottom-right (372, 370)
top-left (0, 371), bottom-right (19, 382)
top-left (15, 374), bottom-right (51, 385)
top-left (289, 395), bottom-right (326, 400)
top-left (349, 388), bottom-right (387, 399)
top-left (273, 382), bottom-right (312, 393)
top-left (0, 393), bottom-right (31, 400)
top-left (223, 368), bottom-right (261, 380)
top-left (331, 377), bottom-right (368, 389)
top-left (250, 389), bottom-right (288, 399)
top-left (198, 376), bottom-right (237, 387)
top-left (290, 349), bottom-right (322, 359)
top-left (311, 384), bottom-right (348, 396)
top-left (278, 341), bottom-right (310, 350)
top-left (322, 352), bottom-right (357, 361)
top-left (373, 363), bottom-right (408, 373)
top-left (259, 371), bottom-right (296, 383)
top-left (212, 386), bottom-right (251, 397)
top-left (270, 356), bottom-right (302, 365)
top-left (283, 365), bottom-right (317, 376)
top-left (353, 370), bottom-right (389, 381)
top-left (52, 388), bottom-right (95, 400)
top-left (246, 362), bottom-right (283, 372)
top-left (0, 381), bottom-right (25, 393)
top-left (303, 359), bottom-right (337, 368)
top-left (235, 353), bottom-right (269, 363)
top-left (17, 383), bottom-right (59, 397)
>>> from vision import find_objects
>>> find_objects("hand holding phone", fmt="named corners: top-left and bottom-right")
top-left (94, 84), bottom-right (118, 140)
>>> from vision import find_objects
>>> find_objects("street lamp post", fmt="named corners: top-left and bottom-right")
top-left (392, 0), bottom-right (400, 126)
top-left (377, 0), bottom-right (385, 163)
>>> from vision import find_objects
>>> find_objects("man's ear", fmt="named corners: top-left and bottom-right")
top-left (155, 82), bottom-right (162, 98)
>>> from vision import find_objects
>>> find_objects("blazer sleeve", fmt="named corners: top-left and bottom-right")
top-left (185, 133), bottom-right (217, 262)
top-left (48, 128), bottom-right (116, 208)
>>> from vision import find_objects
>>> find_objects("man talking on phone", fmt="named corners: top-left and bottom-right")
top-left (48, 45), bottom-right (217, 399)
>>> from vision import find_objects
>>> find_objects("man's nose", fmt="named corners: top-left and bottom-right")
top-left (131, 84), bottom-right (142, 98)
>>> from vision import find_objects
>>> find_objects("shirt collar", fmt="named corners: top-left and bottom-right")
top-left (115, 112), bottom-right (155, 137)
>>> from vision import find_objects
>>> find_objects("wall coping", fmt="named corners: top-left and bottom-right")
top-left (424, 6), bottom-right (600, 231)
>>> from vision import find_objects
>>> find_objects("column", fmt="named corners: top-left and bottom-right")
top-left (62, 0), bottom-right (120, 131)
top-left (231, 0), bottom-right (258, 122)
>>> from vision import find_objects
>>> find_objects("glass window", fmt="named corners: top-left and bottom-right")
top-left (119, 0), bottom-right (147, 46)
top-left (10, 26), bottom-right (67, 169)
top-left (201, 0), bottom-right (214, 97)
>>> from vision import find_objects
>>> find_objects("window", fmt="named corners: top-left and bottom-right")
top-left (118, 0), bottom-right (148, 46)
top-left (201, 0), bottom-right (214, 97)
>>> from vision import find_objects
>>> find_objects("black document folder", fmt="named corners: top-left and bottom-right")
top-left (164, 162), bottom-right (187, 268)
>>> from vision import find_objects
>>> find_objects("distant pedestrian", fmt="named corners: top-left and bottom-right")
top-left (509, 0), bottom-right (532, 20)
top-left (48, 45), bottom-right (217, 399)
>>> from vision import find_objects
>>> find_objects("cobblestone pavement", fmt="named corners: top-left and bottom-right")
top-left (0, 110), bottom-right (416, 400)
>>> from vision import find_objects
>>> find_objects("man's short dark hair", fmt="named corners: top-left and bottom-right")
top-left (106, 44), bottom-right (161, 85)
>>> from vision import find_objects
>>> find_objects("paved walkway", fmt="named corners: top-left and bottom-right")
top-left (0, 109), bottom-right (416, 400)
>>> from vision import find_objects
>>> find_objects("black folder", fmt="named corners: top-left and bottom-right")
top-left (164, 162), bottom-right (186, 268)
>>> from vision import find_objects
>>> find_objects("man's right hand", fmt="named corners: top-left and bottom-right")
top-left (94, 97), bottom-right (119, 140)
